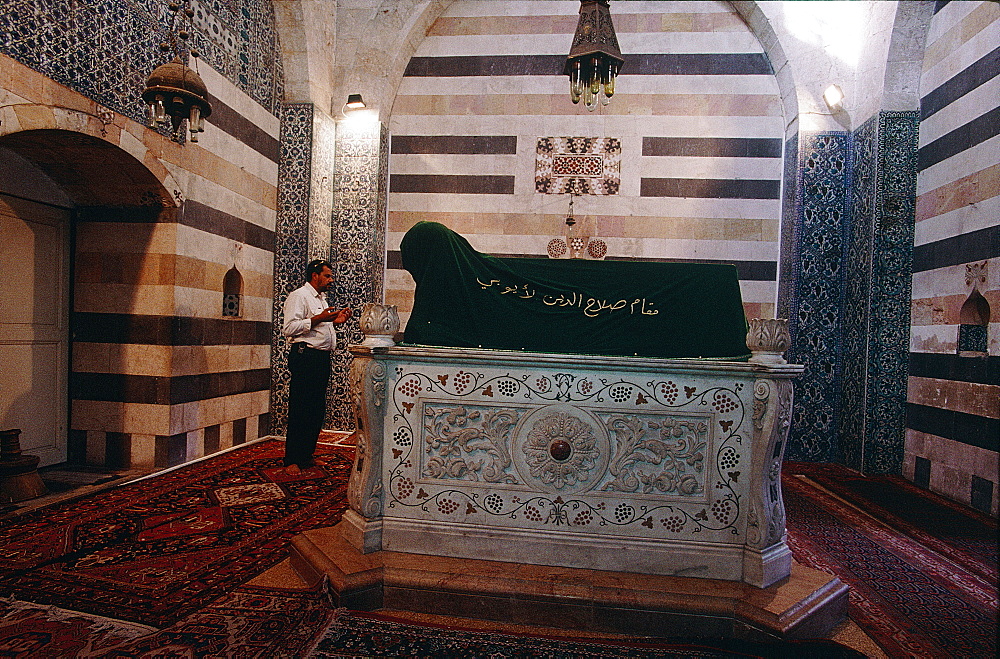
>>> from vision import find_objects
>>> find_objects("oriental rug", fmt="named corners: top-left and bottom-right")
top-left (0, 439), bottom-right (354, 627)
top-left (308, 610), bottom-right (863, 658)
top-left (0, 598), bottom-right (155, 656)
top-left (95, 584), bottom-right (334, 657)
top-left (0, 586), bottom-right (333, 657)
top-left (782, 462), bottom-right (998, 659)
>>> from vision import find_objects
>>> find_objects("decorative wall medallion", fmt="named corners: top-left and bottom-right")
top-left (535, 137), bottom-right (621, 195)
top-left (547, 238), bottom-right (568, 258)
top-left (587, 238), bottom-right (608, 260)
top-left (966, 261), bottom-right (988, 289)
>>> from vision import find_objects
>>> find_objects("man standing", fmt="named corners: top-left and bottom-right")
top-left (281, 259), bottom-right (351, 475)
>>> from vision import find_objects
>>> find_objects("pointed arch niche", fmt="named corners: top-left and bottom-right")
top-left (958, 288), bottom-right (991, 357)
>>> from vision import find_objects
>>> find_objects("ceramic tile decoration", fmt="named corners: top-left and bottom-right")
top-left (840, 113), bottom-right (918, 474)
top-left (784, 133), bottom-right (852, 463)
top-left (776, 135), bottom-right (800, 322)
top-left (788, 115), bottom-right (917, 471)
top-left (269, 102), bottom-right (314, 436)
top-left (840, 116), bottom-right (877, 472)
top-left (0, 0), bottom-right (284, 127)
top-left (863, 111), bottom-right (917, 474)
top-left (535, 137), bottom-right (621, 195)
top-left (329, 120), bottom-right (390, 430)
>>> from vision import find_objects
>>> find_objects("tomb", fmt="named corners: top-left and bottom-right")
top-left (290, 224), bottom-right (847, 639)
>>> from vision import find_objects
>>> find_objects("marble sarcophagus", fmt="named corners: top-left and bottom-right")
top-left (343, 318), bottom-right (801, 588)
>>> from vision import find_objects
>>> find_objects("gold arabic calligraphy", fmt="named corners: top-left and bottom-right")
top-left (476, 278), bottom-right (659, 318)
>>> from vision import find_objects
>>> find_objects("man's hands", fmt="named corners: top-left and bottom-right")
top-left (311, 307), bottom-right (352, 327)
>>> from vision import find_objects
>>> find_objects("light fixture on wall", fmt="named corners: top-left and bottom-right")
top-left (142, 1), bottom-right (212, 143)
top-left (823, 84), bottom-right (845, 110)
top-left (566, 0), bottom-right (624, 111)
top-left (345, 94), bottom-right (367, 111)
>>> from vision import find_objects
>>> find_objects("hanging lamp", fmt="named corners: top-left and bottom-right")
top-left (565, 0), bottom-right (624, 111)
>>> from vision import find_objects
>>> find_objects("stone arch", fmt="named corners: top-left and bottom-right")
top-left (0, 104), bottom-right (184, 204)
top-left (729, 1), bottom-right (800, 139)
top-left (0, 125), bottom-right (180, 467)
top-left (881, 1), bottom-right (935, 112)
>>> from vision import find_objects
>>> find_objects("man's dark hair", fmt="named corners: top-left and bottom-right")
top-left (306, 259), bottom-right (333, 279)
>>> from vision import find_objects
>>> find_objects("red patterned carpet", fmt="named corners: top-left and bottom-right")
top-left (1, 448), bottom-right (996, 657)
top-left (783, 462), bottom-right (998, 658)
top-left (0, 439), bottom-right (354, 627)
top-left (0, 585), bottom-right (333, 657)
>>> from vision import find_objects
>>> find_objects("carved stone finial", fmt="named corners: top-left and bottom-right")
top-left (360, 303), bottom-right (399, 347)
top-left (746, 319), bottom-right (790, 365)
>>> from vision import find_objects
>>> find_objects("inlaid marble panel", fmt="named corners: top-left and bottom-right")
top-left (347, 346), bottom-right (799, 586)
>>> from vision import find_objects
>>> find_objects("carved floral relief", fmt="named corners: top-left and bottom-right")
top-left (382, 364), bottom-right (758, 538)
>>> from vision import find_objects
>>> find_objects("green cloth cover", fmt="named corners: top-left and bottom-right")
top-left (401, 221), bottom-right (750, 360)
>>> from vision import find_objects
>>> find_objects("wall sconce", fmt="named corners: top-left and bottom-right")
top-left (344, 94), bottom-right (366, 113)
top-left (823, 84), bottom-right (845, 110)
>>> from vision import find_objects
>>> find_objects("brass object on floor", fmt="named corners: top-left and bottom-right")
top-left (0, 428), bottom-right (48, 503)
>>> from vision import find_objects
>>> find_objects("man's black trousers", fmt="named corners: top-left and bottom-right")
top-left (285, 343), bottom-right (331, 467)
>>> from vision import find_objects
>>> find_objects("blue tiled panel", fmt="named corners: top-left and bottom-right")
top-left (864, 111), bottom-right (917, 474)
top-left (776, 135), bottom-right (799, 320)
top-left (840, 115), bottom-right (878, 471)
top-left (327, 121), bottom-right (390, 430)
top-left (269, 102), bottom-right (314, 436)
top-left (795, 114), bottom-right (917, 472)
top-left (0, 0), bottom-right (284, 126)
top-left (785, 133), bottom-right (852, 463)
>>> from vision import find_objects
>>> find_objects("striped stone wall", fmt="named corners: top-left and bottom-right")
top-left (1, 0), bottom-right (282, 474)
top-left (386, 0), bottom-right (784, 330)
top-left (67, 60), bottom-right (279, 469)
top-left (907, 0), bottom-right (999, 515)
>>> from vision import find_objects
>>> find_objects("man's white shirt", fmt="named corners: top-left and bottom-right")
top-left (282, 282), bottom-right (337, 350)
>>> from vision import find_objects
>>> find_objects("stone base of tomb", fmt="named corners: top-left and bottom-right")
top-left (290, 522), bottom-right (849, 641)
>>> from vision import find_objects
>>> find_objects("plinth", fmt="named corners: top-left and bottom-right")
top-left (290, 523), bottom-right (848, 641)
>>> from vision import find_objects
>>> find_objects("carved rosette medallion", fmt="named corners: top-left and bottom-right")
top-left (514, 405), bottom-right (610, 493)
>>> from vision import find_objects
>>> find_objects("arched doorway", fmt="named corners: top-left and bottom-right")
top-left (0, 129), bottom-right (175, 467)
